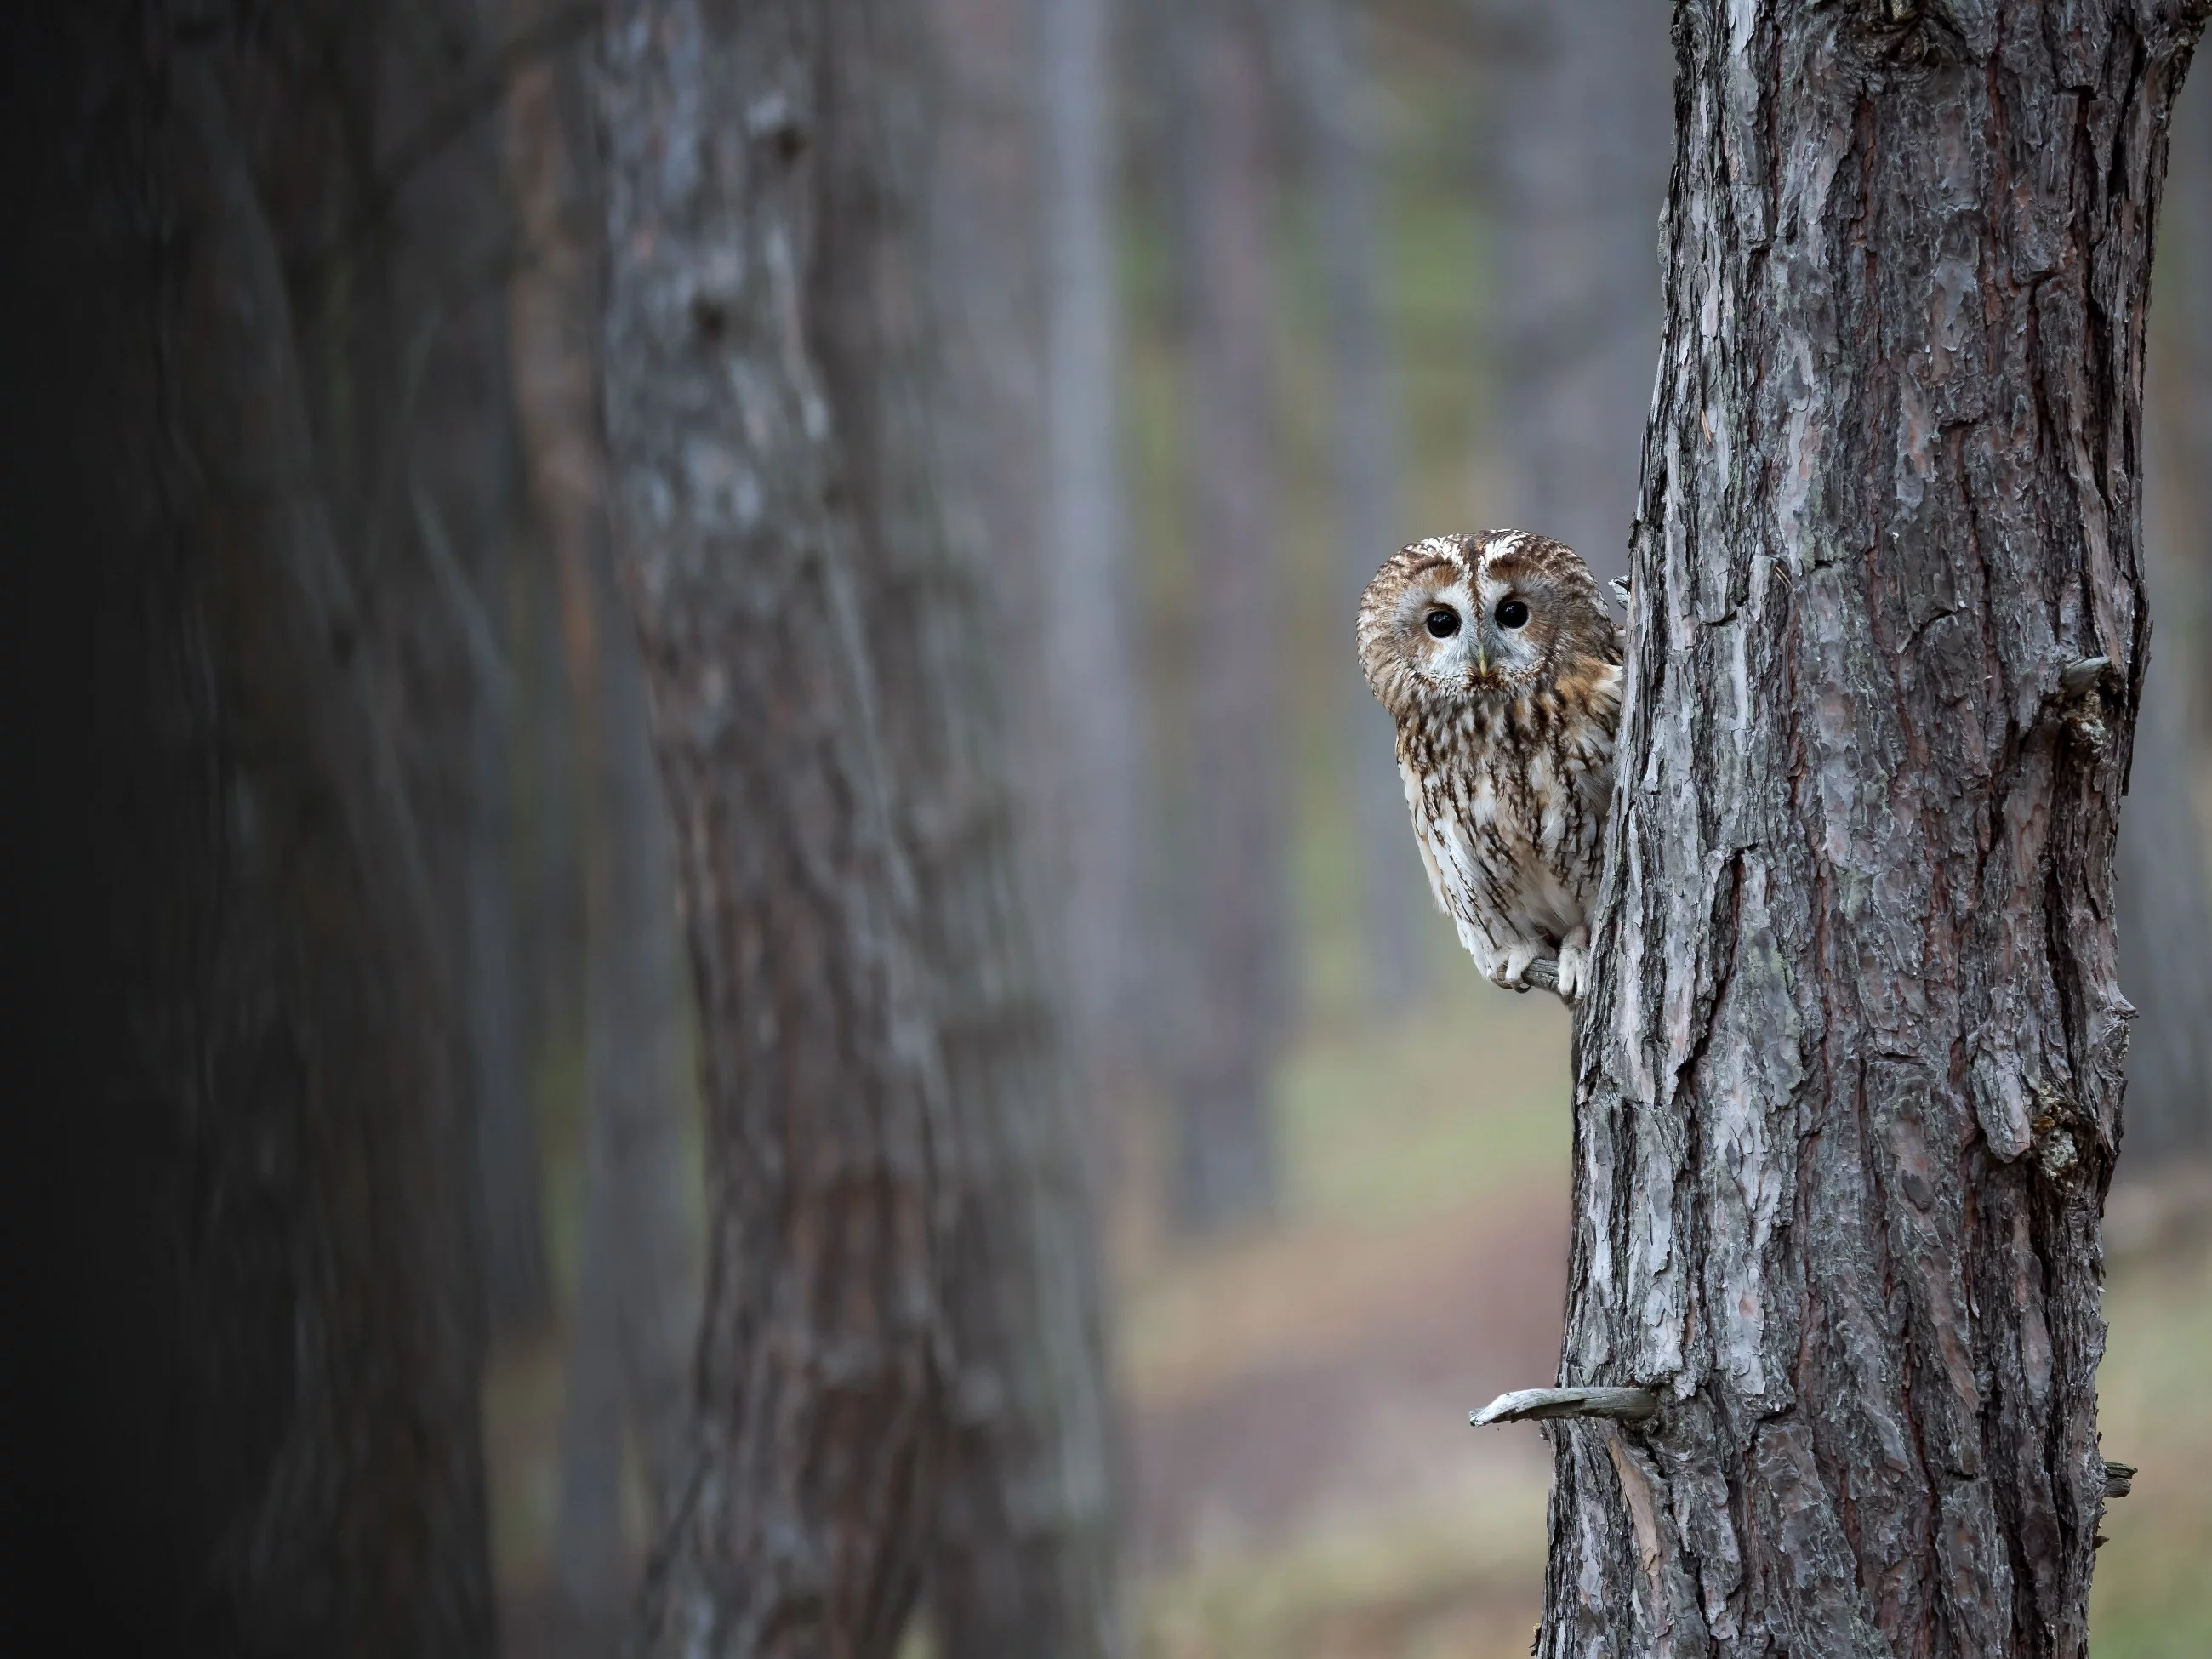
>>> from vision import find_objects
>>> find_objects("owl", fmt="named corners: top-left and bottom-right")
top-left (1357, 531), bottom-right (1623, 1003)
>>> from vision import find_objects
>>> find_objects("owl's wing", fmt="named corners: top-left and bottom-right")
top-left (1397, 758), bottom-right (1451, 918)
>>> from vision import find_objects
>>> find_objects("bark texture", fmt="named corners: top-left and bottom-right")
top-left (1548, 6), bottom-right (2206, 1656)
top-left (10, 4), bottom-right (495, 1650)
top-left (811, 9), bottom-right (1123, 1655)
top-left (602, 3), bottom-right (1120, 1654)
top-left (601, 3), bottom-right (944, 1650)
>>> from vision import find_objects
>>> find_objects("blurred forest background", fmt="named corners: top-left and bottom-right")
top-left (16, 1), bottom-right (2212, 1656)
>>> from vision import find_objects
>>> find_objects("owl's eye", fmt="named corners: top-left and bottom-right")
top-left (1494, 598), bottom-right (1531, 630)
top-left (1424, 607), bottom-right (1461, 639)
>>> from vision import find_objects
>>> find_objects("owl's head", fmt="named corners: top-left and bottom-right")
top-left (1356, 530), bottom-right (1617, 720)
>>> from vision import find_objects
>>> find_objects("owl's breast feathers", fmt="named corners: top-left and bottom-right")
top-left (1395, 663), bottom-right (1622, 946)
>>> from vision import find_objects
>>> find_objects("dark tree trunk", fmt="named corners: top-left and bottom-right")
top-left (600, 3), bottom-right (946, 1652)
top-left (1489, 0), bottom-right (1672, 586)
top-left (1290, 0), bottom-right (1432, 1008)
top-left (9, 5), bottom-right (495, 1651)
top-left (392, 0), bottom-right (549, 1343)
top-left (1164, 0), bottom-right (1287, 1234)
top-left (507, 15), bottom-right (698, 1646)
top-left (810, 6), bottom-right (1124, 1654)
top-left (1544, 6), bottom-right (2206, 1657)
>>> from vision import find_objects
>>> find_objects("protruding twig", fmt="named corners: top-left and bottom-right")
top-left (2104, 1459), bottom-right (2135, 1500)
top-left (1609, 576), bottom-right (1631, 607)
top-left (2058, 655), bottom-right (2110, 698)
top-left (1525, 958), bottom-right (1560, 994)
top-left (1470, 1386), bottom-right (1660, 1428)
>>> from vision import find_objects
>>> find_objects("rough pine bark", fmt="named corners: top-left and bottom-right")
top-left (810, 8), bottom-right (1124, 1655)
top-left (600, 3), bottom-right (942, 1652)
top-left (1546, 5), bottom-right (2206, 1656)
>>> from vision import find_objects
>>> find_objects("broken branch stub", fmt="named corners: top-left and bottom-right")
top-left (1469, 1386), bottom-right (1660, 1428)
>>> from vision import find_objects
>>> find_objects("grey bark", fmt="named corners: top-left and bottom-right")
top-left (1164, 0), bottom-right (1287, 1233)
top-left (811, 8), bottom-right (1125, 1655)
top-left (600, 3), bottom-right (947, 1651)
top-left (10, 4), bottom-right (494, 1650)
top-left (507, 15), bottom-right (698, 1648)
top-left (1489, 0), bottom-right (1672, 585)
top-left (1289, 0), bottom-right (1431, 1007)
top-left (2118, 73), bottom-right (2212, 1160)
top-left (1547, 6), bottom-right (2206, 1657)
top-left (2115, 671), bottom-right (2212, 1157)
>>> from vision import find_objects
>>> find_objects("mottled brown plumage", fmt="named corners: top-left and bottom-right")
top-left (1356, 530), bottom-right (1622, 1001)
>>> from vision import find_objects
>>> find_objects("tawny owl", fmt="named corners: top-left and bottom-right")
top-left (1357, 531), bottom-right (1623, 1003)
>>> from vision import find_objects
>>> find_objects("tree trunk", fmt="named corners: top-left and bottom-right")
top-left (391, 0), bottom-right (549, 1343)
top-left (1545, 7), bottom-right (2205, 1657)
top-left (9, 5), bottom-right (495, 1650)
top-left (2119, 71), bottom-right (2212, 1160)
top-left (810, 6), bottom-right (1124, 1654)
top-left (507, 16), bottom-right (699, 1646)
top-left (600, 3), bottom-right (946, 1652)
top-left (1164, 0), bottom-right (1287, 1233)
top-left (1489, 0), bottom-right (1672, 586)
top-left (1039, 0), bottom-right (1149, 1090)
top-left (2114, 672), bottom-right (2212, 1158)
top-left (1289, 0), bottom-right (1432, 1008)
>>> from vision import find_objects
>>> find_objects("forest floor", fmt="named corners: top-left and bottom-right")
top-left (485, 978), bottom-right (2212, 1659)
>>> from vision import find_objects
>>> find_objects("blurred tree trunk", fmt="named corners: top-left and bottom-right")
top-left (814, 5), bottom-right (1123, 1654)
top-left (391, 0), bottom-right (549, 1343)
top-left (1547, 8), bottom-right (2203, 1656)
top-left (600, 3), bottom-right (945, 1651)
top-left (9, 4), bottom-right (494, 1651)
top-left (508, 16), bottom-right (698, 1650)
top-left (1289, 0), bottom-right (1430, 1007)
top-left (1162, 0), bottom-right (1286, 1234)
top-left (2123, 75), bottom-right (2212, 1161)
top-left (1489, 0), bottom-right (1671, 583)
top-left (1039, 0), bottom-right (1148, 1092)
top-left (2115, 679), bottom-right (2212, 1158)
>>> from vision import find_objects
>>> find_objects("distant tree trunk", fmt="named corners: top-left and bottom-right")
top-left (391, 0), bottom-right (548, 1342)
top-left (1489, 0), bottom-right (1671, 584)
top-left (509, 17), bottom-right (698, 1649)
top-left (1289, 0), bottom-right (1430, 1007)
top-left (812, 6), bottom-right (1124, 1654)
top-left (1164, 0), bottom-right (1286, 1233)
top-left (601, 2), bottom-right (945, 1651)
top-left (10, 5), bottom-right (494, 1650)
top-left (2123, 72), bottom-right (2212, 1161)
top-left (1545, 8), bottom-right (2204, 1657)
top-left (1040, 0), bottom-right (1149, 1091)
top-left (2115, 676), bottom-right (2212, 1158)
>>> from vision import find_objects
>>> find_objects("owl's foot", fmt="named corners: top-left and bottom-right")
top-left (1554, 931), bottom-right (1592, 1005)
top-left (1489, 941), bottom-right (1546, 995)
